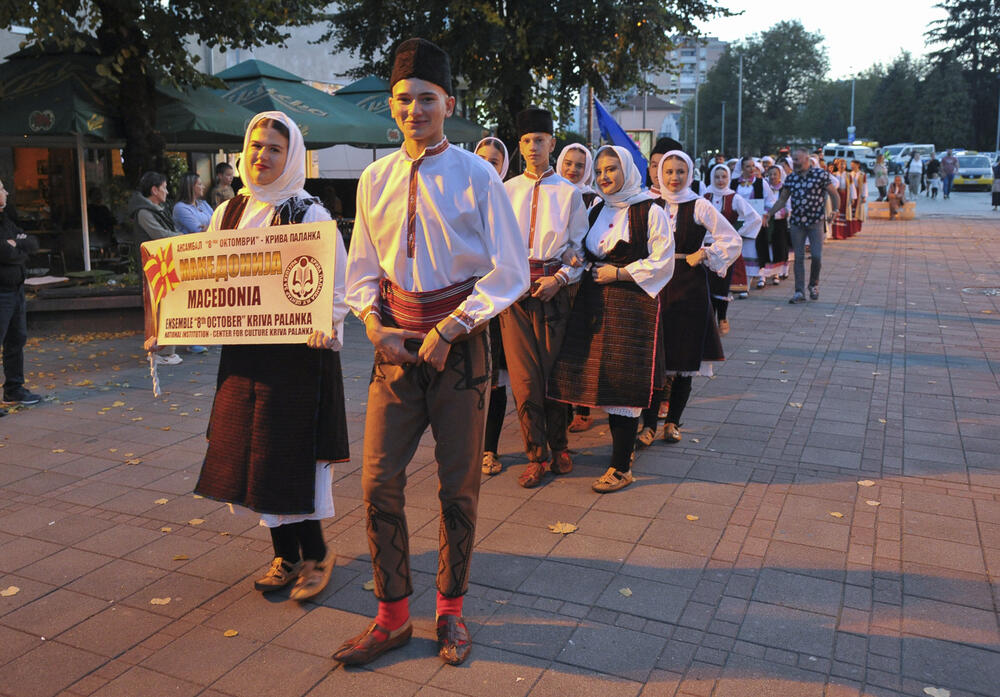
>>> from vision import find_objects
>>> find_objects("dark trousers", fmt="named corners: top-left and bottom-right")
top-left (362, 333), bottom-right (490, 601)
top-left (0, 286), bottom-right (27, 393)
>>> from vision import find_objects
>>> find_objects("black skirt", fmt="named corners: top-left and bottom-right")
top-left (661, 262), bottom-right (724, 372)
top-left (196, 344), bottom-right (349, 515)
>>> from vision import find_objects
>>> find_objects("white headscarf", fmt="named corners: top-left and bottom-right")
top-left (657, 150), bottom-right (699, 205)
top-left (474, 137), bottom-right (509, 179)
top-left (594, 145), bottom-right (651, 209)
top-left (556, 143), bottom-right (595, 193)
top-left (238, 111), bottom-right (310, 206)
top-left (706, 163), bottom-right (731, 196)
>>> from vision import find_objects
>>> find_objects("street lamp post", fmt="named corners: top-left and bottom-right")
top-left (721, 100), bottom-right (726, 155)
top-left (995, 74), bottom-right (1000, 153)
top-left (736, 54), bottom-right (743, 157)
top-left (693, 68), bottom-right (699, 159)
top-left (848, 76), bottom-right (856, 143)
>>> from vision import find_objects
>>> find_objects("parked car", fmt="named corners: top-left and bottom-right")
top-left (952, 154), bottom-right (994, 191)
top-left (822, 143), bottom-right (876, 172)
top-left (886, 144), bottom-right (935, 174)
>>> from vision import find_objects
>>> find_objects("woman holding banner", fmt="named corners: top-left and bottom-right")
top-left (191, 111), bottom-right (350, 602)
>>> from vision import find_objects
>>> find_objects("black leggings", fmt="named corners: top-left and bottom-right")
top-left (713, 297), bottom-right (729, 321)
top-left (484, 386), bottom-right (507, 453)
top-left (608, 413), bottom-right (638, 472)
top-left (269, 519), bottom-right (326, 563)
top-left (665, 376), bottom-right (692, 425)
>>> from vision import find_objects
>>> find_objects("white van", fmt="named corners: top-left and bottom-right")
top-left (822, 144), bottom-right (877, 172)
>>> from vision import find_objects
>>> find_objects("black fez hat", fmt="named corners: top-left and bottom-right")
top-left (390, 38), bottom-right (453, 95)
top-left (516, 107), bottom-right (554, 137)
top-left (651, 137), bottom-right (683, 156)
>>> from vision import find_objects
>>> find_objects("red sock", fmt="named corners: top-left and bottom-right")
top-left (374, 597), bottom-right (409, 638)
top-left (436, 591), bottom-right (464, 619)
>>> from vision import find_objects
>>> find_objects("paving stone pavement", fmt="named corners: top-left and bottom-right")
top-left (1, 209), bottom-right (999, 697)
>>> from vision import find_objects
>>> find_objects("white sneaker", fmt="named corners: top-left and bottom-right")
top-left (155, 353), bottom-right (183, 366)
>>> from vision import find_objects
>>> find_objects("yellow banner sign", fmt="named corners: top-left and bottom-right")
top-left (140, 221), bottom-right (338, 345)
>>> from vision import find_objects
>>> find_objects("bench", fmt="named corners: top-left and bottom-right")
top-left (868, 201), bottom-right (915, 220)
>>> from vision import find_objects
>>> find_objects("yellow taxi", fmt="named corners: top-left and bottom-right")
top-left (953, 154), bottom-right (995, 191)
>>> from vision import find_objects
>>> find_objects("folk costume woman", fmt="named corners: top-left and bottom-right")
top-left (654, 151), bottom-right (740, 444)
top-left (831, 158), bottom-right (855, 240)
top-left (849, 160), bottom-right (867, 235)
top-left (548, 145), bottom-right (675, 493)
top-left (704, 163), bottom-right (760, 335)
top-left (474, 137), bottom-right (512, 476)
top-left (757, 166), bottom-right (791, 284)
top-left (731, 158), bottom-right (766, 288)
top-left (193, 111), bottom-right (350, 601)
top-left (556, 142), bottom-right (600, 433)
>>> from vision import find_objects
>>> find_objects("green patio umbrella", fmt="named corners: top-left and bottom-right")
top-left (0, 47), bottom-right (121, 142)
top-left (155, 83), bottom-right (255, 147)
top-left (335, 75), bottom-right (488, 144)
top-left (214, 60), bottom-right (401, 147)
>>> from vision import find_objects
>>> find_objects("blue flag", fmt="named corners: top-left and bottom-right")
top-left (594, 97), bottom-right (648, 174)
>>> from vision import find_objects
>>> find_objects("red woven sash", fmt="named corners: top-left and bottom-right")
top-left (380, 277), bottom-right (478, 333)
top-left (529, 259), bottom-right (561, 282)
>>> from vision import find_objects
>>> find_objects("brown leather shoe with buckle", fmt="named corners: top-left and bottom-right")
top-left (636, 426), bottom-right (656, 448)
top-left (568, 414), bottom-right (593, 432)
top-left (550, 449), bottom-right (573, 475)
top-left (253, 557), bottom-right (301, 592)
top-left (518, 461), bottom-right (548, 488)
top-left (332, 621), bottom-right (413, 666)
top-left (436, 614), bottom-right (472, 665)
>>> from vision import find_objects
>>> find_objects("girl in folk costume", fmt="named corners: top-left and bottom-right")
top-left (557, 143), bottom-right (599, 208)
top-left (830, 158), bottom-right (855, 240)
top-left (548, 146), bottom-right (675, 493)
top-left (557, 142), bottom-right (600, 433)
top-left (849, 160), bottom-right (866, 235)
top-left (653, 152), bottom-right (740, 445)
top-left (730, 157), bottom-right (765, 290)
top-left (757, 165), bottom-right (792, 284)
top-left (474, 137), bottom-right (513, 476)
top-left (192, 111), bottom-right (350, 601)
top-left (703, 163), bottom-right (760, 335)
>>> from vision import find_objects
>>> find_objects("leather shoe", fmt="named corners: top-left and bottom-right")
top-left (550, 449), bottom-right (573, 475)
top-left (436, 614), bottom-right (472, 665)
top-left (518, 461), bottom-right (548, 488)
top-left (662, 422), bottom-right (682, 443)
top-left (333, 621), bottom-right (412, 665)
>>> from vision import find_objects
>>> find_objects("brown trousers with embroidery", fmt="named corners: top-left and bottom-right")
top-left (362, 332), bottom-right (490, 601)
top-left (498, 286), bottom-right (574, 464)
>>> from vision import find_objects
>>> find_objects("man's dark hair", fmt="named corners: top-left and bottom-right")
top-left (138, 171), bottom-right (167, 197)
top-left (215, 162), bottom-right (233, 176)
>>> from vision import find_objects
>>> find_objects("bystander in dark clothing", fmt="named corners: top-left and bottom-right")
top-left (1, 178), bottom-right (42, 407)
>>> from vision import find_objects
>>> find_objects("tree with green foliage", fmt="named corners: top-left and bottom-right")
top-left (0, 0), bottom-right (329, 185)
top-left (684, 20), bottom-right (828, 156)
top-left (926, 0), bottom-right (1000, 150)
top-left (322, 0), bottom-right (729, 147)
top-left (863, 52), bottom-right (922, 146)
top-left (913, 60), bottom-right (973, 147)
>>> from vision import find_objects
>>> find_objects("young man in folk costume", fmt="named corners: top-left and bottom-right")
top-left (499, 108), bottom-right (588, 489)
top-left (336, 38), bottom-right (528, 667)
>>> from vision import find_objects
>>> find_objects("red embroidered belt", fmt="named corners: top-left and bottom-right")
top-left (529, 259), bottom-right (561, 282)
top-left (380, 277), bottom-right (478, 334)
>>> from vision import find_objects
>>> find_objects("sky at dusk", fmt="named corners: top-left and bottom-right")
top-left (694, 0), bottom-right (949, 78)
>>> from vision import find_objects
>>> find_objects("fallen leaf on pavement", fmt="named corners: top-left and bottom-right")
top-left (154, 498), bottom-right (169, 505)
top-left (51, 449), bottom-right (65, 453)
top-left (75, 379), bottom-right (93, 386)
top-left (131, 417), bottom-right (143, 422)
top-left (160, 527), bottom-right (172, 532)
top-left (830, 512), bottom-right (845, 518)
top-left (686, 514), bottom-right (700, 521)
top-left (112, 401), bottom-right (125, 407)
top-left (923, 688), bottom-right (950, 697)
top-left (866, 500), bottom-right (881, 507)
top-left (878, 418), bottom-right (887, 424)
top-left (188, 519), bottom-right (205, 526)
top-left (548, 521), bottom-right (578, 535)
top-left (125, 458), bottom-right (142, 466)
top-left (172, 554), bottom-right (189, 561)
top-left (618, 588), bottom-right (632, 597)
top-left (789, 402), bottom-right (803, 408)
top-left (857, 480), bottom-right (876, 487)
top-left (691, 438), bottom-right (700, 443)
top-left (161, 426), bottom-right (171, 431)
top-left (0, 586), bottom-right (20, 597)
top-left (362, 579), bottom-right (376, 591)
top-left (223, 629), bottom-right (239, 638)
top-left (150, 597), bottom-right (171, 605)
